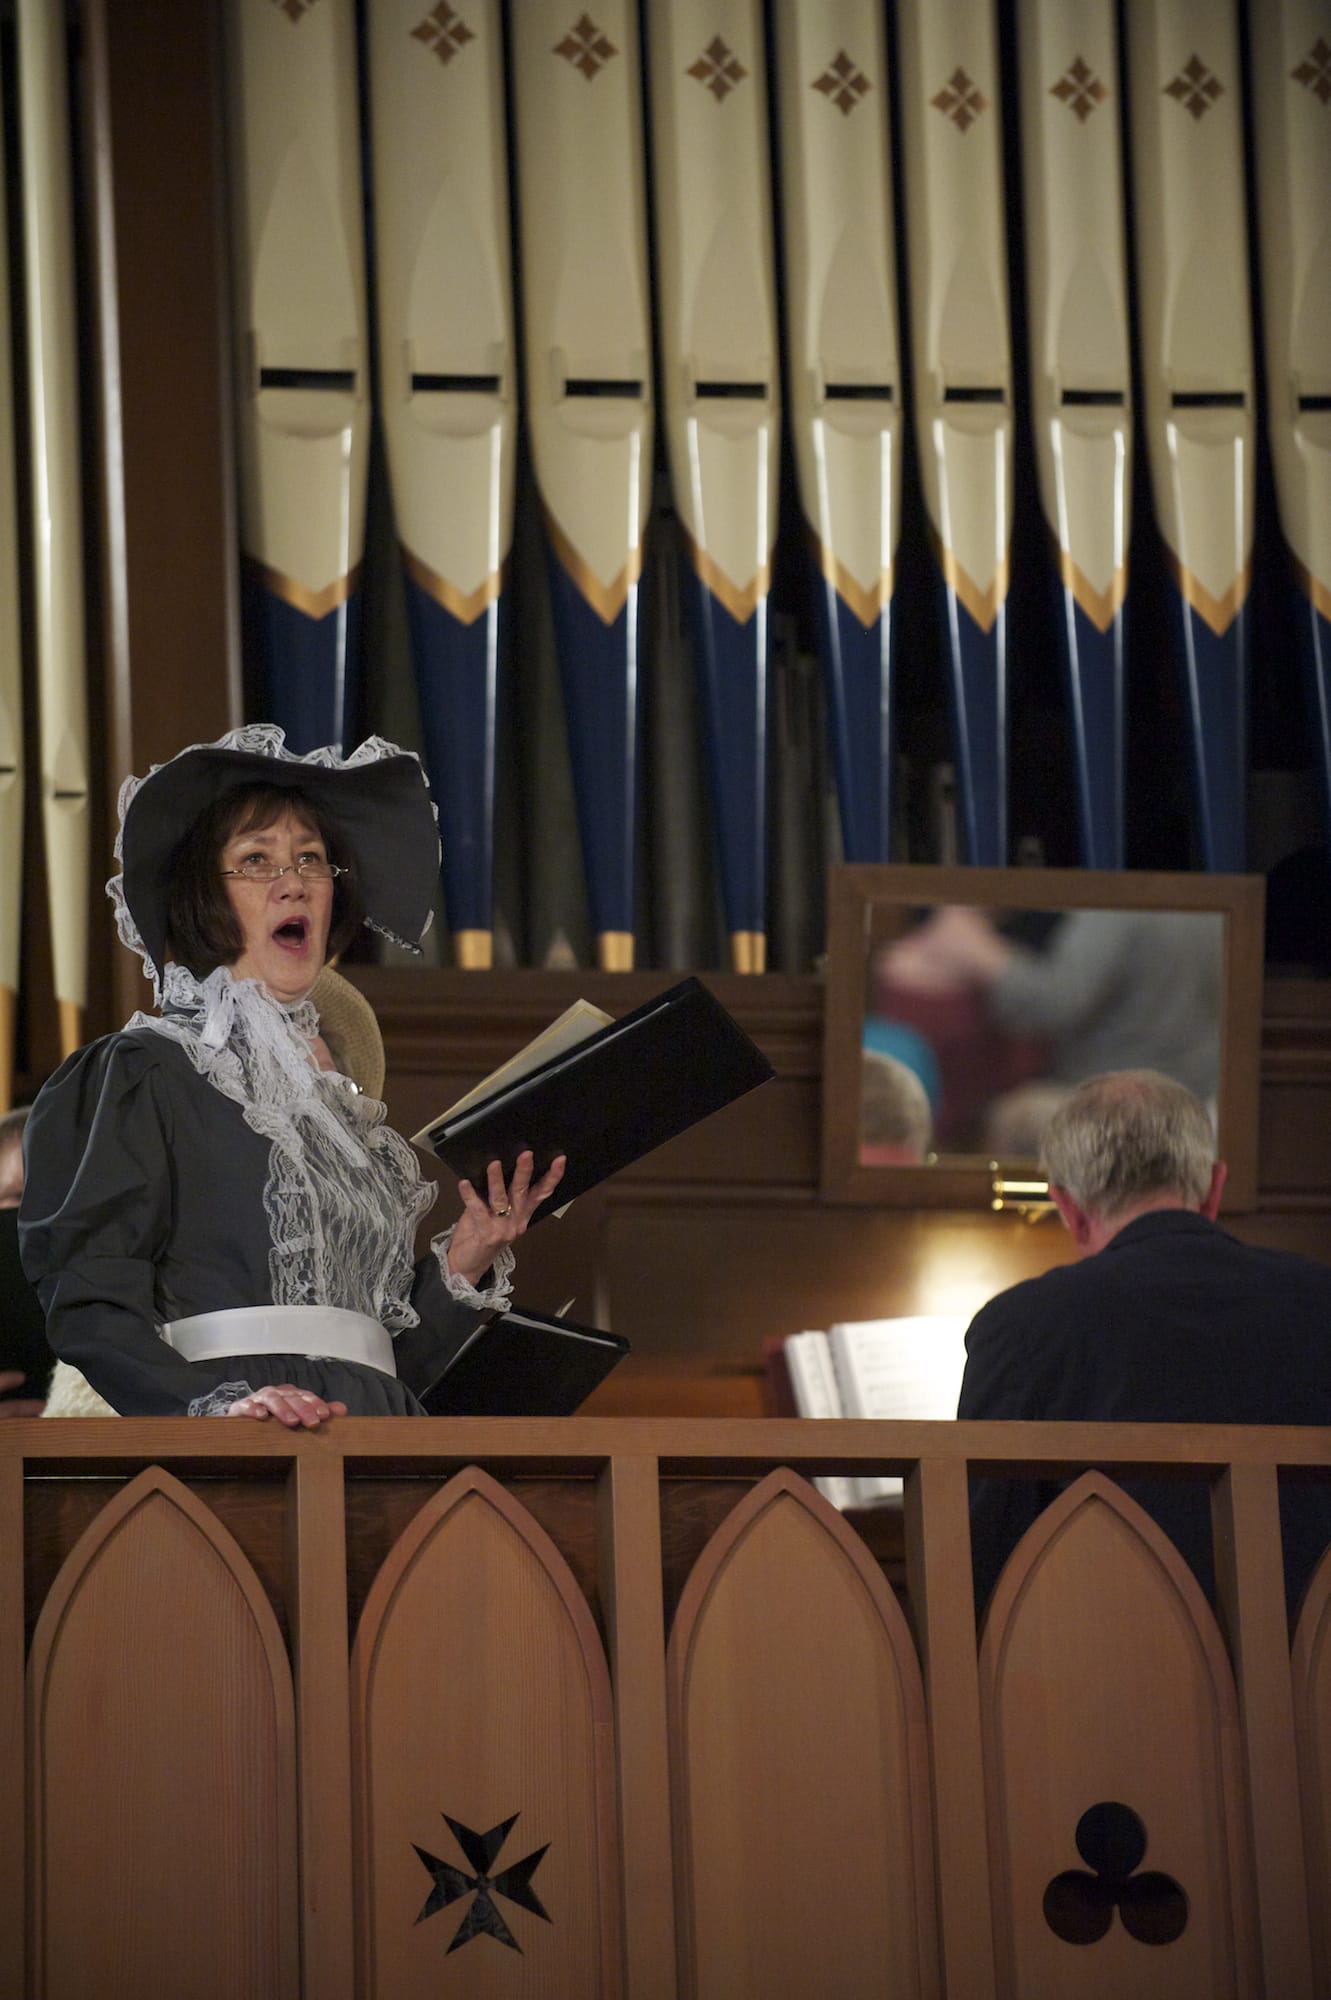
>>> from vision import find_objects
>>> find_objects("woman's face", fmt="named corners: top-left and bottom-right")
top-left (220, 807), bottom-right (334, 1003)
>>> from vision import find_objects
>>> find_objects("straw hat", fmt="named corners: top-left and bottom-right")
top-left (310, 965), bottom-right (386, 1099)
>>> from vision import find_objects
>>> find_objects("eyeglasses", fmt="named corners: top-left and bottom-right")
top-left (219, 861), bottom-right (347, 882)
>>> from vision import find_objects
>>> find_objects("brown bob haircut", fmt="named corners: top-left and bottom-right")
top-left (165, 782), bottom-right (366, 978)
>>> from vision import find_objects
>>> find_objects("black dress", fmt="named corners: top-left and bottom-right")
top-left (20, 1024), bottom-right (492, 1417)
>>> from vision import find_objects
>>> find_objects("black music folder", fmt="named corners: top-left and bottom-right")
top-left (419, 1306), bottom-right (629, 1416)
top-left (414, 975), bottom-right (774, 1221)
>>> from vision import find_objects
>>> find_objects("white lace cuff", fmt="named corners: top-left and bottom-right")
top-left (431, 1229), bottom-right (515, 1311)
top-left (187, 1379), bottom-right (254, 1417)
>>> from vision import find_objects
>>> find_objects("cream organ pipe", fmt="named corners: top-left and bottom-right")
top-left (368, 0), bottom-right (515, 969)
top-left (1249, 0), bottom-right (1331, 840)
top-left (1126, 0), bottom-right (1254, 870)
top-left (647, 0), bottom-right (780, 972)
top-left (17, 0), bottom-right (89, 1059)
top-left (224, 0), bottom-right (369, 751)
top-left (774, 0), bottom-right (902, 864)
top-left (1019, 0), bottom-right (1133, 866)
top-left (0, 29), bottom-right (23, 1105)
top-left (896, 0), bottom-right (1013, 866)
top-left (511, 0), bottom-right (654, 972)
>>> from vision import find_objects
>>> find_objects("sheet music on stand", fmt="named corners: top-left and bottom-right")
top-left (783, 1316), bottom-right (969, 1508)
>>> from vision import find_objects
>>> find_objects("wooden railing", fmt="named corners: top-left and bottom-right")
top-left (5, 1416), bottom-right (1329, 1999)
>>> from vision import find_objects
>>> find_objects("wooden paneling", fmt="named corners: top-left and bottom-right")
top-left (5, 1421), bottom-right (1330, 1997)
top-left (979, 1474), bottom-right (1257, 2000)
top-left (27, 1465), bottom-right (298, 1999)
top-left (350, 1466), bottom-right (622, 1997)
top-left (667, 1469), bottom-right (939, 1998)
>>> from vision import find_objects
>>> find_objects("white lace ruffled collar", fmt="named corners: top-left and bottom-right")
top-left (130, 967), bottom-right (435, 1330)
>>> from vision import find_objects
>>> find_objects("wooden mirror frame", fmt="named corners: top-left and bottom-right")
top-left (820, 864), bottom-right (1266, 1211)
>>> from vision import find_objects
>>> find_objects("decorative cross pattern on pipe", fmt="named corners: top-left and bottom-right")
top-left (930, 67), bottom-right (988, 133)
top-left (1049, 55), bottom-right (1108, 123)
top-left (413, 1811), bottom-right (552, 1954)
top-left (1292, 37), bottom-right (1331, 104)
top-left (554, 13), bottom-right (618, 80)
top-left (411, 3), bottom-right (476, 66)
top-left (1163, 53), bottom-right (1225, 121)
top-left (1043, 1801), bottom-right (1188, 1948)
top-left (812, 50), bottom-right (873, 117)
top-left (688, 35), bottom-right (749, 102)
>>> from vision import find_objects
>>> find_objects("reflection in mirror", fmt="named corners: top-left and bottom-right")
top-left (861, 905), bottom-right (1224, 1164)
top-left (820, 865), bottom-right (1265, 1211)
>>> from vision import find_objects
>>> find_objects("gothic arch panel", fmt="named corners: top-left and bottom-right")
top-left (351, 1465), bottom-right (621, 1998)
top-left (979, 1471), bottom-right (1256, 2000)
top-left (667, 1467), bottom-right (939, 2000)
top-left (27, 1466), bottom-right (298, 2000)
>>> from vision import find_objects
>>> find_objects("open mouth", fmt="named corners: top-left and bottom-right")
top-left (272, 917), bottom-right (310, 952)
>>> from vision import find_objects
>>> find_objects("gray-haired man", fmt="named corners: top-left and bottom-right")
top-left (958, 1069), bottom-right (1331, 1621)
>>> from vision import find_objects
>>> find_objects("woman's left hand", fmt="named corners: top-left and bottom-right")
top-left (447, 1150), bottom-right (567, 1287)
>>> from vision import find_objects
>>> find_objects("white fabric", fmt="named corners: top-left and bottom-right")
top-left (130, 965), bottom-right (439, 1331)
top-left (42, 1360), bottom-right (118, 1419)
top-left (188, 1380), bottom-right (258, 1419)
top-left (163, 1304), bottom-right (395, 1374)
top-left (124, 966), bottom-right (513, 1338)
top-left (432, 1224), bottom-right (515, 1311)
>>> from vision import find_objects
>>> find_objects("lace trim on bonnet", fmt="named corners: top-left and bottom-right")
top-left (107, 721), bottom-right (434, 1000)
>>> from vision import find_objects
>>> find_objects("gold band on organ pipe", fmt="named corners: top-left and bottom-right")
top-left (511, 0), bottom-right (655, 971)
top-left (896, 0), bottom-right (1013, 865)
top-left (1017, 0), bottom-right (1133, 867)
top-left (647, 0), bottom-right (780, 969)
top-left (367, 0), bottom-right (516, 968)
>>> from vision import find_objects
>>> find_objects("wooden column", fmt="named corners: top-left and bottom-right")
top-left (905, 1454), bottom-right (997, 1997)
top-left (83, 0), bottom-right (240, 1031)
top-left (287, 1452), bottom-right (355, 2000)
top-left (1213, 1461), bottom-right (1316, 1998)
top-left (597, 1452), bottom-right (678, 2000)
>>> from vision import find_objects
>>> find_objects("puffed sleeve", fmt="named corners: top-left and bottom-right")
top-left (19, 1036), bottom-right (253, 1416)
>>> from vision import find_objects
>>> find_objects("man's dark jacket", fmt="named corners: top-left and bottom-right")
top-left (957, 1208), bottom-right (1331, 1620)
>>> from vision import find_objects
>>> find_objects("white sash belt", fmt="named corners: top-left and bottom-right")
top-left (161, 1306), bottom-right (396, 1378)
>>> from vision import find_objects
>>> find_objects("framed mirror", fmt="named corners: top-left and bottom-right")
top-left (820, 865), bottom-right (1266, 1210)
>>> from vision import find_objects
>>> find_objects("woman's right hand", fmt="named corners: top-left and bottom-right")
top-left (225, 1383), bottom-right (347, 1426)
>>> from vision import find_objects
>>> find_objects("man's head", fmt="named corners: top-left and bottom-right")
top-left (859, 1050), bottom-right (933, 1164)
top-left (1040, 1070), bottom-right (1225, 1255)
